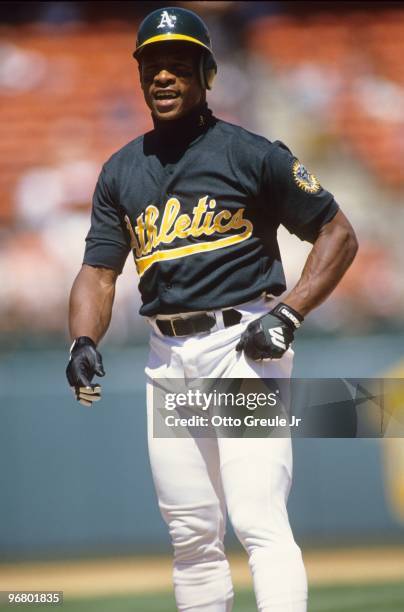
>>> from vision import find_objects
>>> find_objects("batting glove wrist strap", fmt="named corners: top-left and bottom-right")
top-left (270, 303), bottom-right (304, 331)
top-left (69, 336), bottom-right (97, 354)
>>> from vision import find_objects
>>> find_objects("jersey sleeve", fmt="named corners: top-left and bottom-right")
top-left (83, 165), bottom-right (131, 274)
top-left (262, 141), bottom-right (339, 242)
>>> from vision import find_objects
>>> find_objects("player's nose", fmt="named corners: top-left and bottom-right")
top-left (154, 69), bottom-right (176, 85)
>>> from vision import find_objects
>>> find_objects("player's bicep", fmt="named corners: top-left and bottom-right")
top-left (83, 166), bottom-right (131, 274)
top-left (263, 142), bottom-right (339, 243)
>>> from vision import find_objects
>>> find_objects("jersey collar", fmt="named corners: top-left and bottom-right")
top-left (152, 102), bottom-right (214, 147)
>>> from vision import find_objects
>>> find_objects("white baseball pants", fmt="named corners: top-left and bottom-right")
top-left (145, 296), bottom-right (307, 611)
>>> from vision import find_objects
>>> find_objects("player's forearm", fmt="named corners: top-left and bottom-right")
top-left (283, 210), bottom-right (358, 317)
top-left (68, 264), bottom-right (118, 344)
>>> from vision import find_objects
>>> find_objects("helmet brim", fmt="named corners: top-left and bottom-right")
top-left (133, 33), bottom-right (211, 59)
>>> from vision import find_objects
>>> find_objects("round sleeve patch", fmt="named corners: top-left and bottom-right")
top-left (292, 159), bottom-right (321, 193)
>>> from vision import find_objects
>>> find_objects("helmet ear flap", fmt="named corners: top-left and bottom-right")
top-left (199, 50), bottom-right (217, 90)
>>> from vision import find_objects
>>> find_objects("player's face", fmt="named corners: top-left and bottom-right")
top-left (139, 42), bottom-right (204, 121)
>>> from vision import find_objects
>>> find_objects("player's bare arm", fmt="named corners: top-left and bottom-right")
top-left (284, 209), bottom-right (358, 317)
top-left (236, 211), bottom-right (358, 362)
top-left (67, 264), bottom-right (117, 406)
top-left (69, 264), bottom-right (118, 343)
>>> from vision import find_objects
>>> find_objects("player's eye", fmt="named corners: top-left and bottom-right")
top-left (142, 67), bottom-right (159, 82)
top-left (142, 62), bottom-right (193, 79)
top-left (173, 64), bottom-right (193, 77)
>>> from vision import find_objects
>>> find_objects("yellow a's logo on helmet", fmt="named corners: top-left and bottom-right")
top-left (157, 10), bottom-right (177, 29)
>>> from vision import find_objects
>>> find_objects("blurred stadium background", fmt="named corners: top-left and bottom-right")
top-left (1, 1), bottom-right (404, 610)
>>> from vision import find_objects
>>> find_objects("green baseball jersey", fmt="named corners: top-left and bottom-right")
top-left (83, 103), bottom-right (338, 316)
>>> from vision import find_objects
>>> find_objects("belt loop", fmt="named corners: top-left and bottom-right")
top-left (148, 317), bottom-right (162, 336)
top-left (215, 310), bottom-right (224, 330)
top-left (170, 319), bottom-right (176, 336)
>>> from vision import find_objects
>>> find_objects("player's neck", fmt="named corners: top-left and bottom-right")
top-left (152, 102), bottom-right (213, 144)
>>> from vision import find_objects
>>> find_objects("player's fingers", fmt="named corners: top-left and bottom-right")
top-left (78, 395), bottom-right (101, 403)
top-left (78, 386), bottom-right (102, 401)
top-left (71, 385), bottom-right (102, 406)
top-left (78, 385), bottom-right (101, 394)
top-left (78, 397), bottom-right (93, 407)
top-left (244, 345), bottom-right (264, 361)
top-left (70, 386), bottom-right (93, 407)
top-left (78, 395), bottom-right (101, 404)
top-left (94, 356), bottom-right (105, 377)
top-left (235, 337), bottom-right (245, 352)
top-left (79, 396), bottom-right (101, 405)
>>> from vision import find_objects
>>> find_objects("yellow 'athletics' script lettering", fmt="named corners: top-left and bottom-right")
top-left (125, 196), bottom-right (253, 276)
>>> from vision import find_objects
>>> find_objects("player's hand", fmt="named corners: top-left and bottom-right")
top-left (235, 303), bottom-right (303, 360)
top-left (66, 336), bottom-right (105, 406)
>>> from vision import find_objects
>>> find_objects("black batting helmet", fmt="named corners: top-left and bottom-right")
top-left (133, 6), bottom-right (217, 90)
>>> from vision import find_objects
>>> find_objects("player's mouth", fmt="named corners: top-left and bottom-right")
top-left (153, 90), bottom-right (181, 112)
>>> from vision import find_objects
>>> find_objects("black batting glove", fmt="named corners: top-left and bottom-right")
top-left (66, 336), bottom-right (105, 407)
top-left (235, 303), bottom-right (303, 361)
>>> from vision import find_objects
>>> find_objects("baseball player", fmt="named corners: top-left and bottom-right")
top-left (66, 7), bottom-right (358, 612)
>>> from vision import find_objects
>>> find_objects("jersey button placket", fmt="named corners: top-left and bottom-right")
top-left (162, 169), bottom-right (175, 295)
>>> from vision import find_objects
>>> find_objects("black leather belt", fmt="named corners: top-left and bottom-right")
top-left (156, 308), bottom-right (242, 337)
